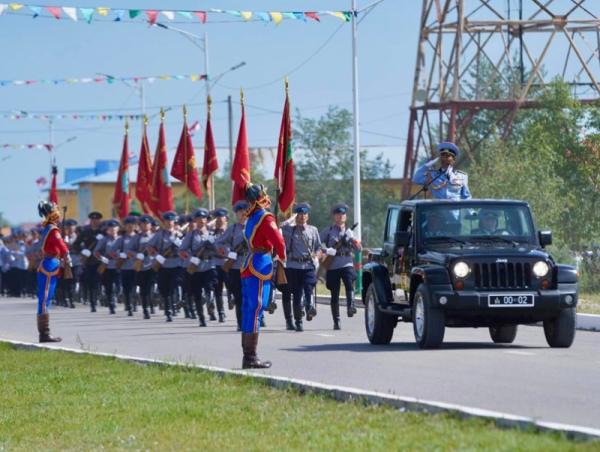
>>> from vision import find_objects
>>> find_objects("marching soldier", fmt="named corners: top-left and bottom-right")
top-left (73, 211), bottom-right (104, 312)
top-left (281, 203), bottom-right (321, 332)
top-left (134, 215), bottom-right (156, 319)
top-left (179, 208), bottom-right (217, 327)
top-left (93, 219), bottom-right (120, 315)
top-left (320, 203), bottom-right (362, 330)
top-left (114, 216), bottom-right (138, 316)
top-left (215, 200), bottom-right (249, 331)
top-left (413, 142), bottom-right (471, 200)
top-left (25, 228), bottom-right (42, 299)
top-left (210, 207), bottom-right (229, 323)
top-left (60, 219), bottom-right (79, 308)
top-left (147, 211), bottom-right (182, 322)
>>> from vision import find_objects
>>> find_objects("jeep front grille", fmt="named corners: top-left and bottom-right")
top-left (472, 262), bottom-right (532, 290)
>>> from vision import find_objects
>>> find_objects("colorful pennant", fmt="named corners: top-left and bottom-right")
top-left (1, 112), bottom-right (145, 121)
top-left (0, 3), bottom-right (353, 24)
top-left (2, 143), bottom-right (53, 150)
top-left (0, 72), bottom-right (207, 88)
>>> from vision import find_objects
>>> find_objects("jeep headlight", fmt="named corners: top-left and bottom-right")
top-left (533, 261), bottom-right (549, 278)
top-left (453, 261), bottom-right (470, 278)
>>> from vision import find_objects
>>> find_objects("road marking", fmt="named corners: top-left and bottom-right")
top-left (504, 350), bottom-right (536, 356)
top-left (314, 333), bottom-right (335, 338)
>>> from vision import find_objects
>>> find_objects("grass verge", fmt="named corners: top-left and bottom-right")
top-left (0, 342), bottom-right (597, 451)
top-left (579, 293), bottom-right (600, 315)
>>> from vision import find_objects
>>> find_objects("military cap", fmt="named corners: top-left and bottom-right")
top-left (294, 202), bottom-right (311, 214)
top-left (436, 141), bottom-right (460, 159)
top-left (245, 183), bottom-right (267, 203)
top-left (233, 200), bottom-right (249, 212)
top-left (106, 219), bottom-right (120, 228)
top-left (213, 207), bottom-right (229, 217)
top-left (161, 211), bottom-right (177, 221)
top-left (139, 214), bottom-right (153, 224)
top-left (64, 219), bottom-right (78, 227)
top-left (129, 210), bottom-right (141, 217)
top-left (193, 208), bottom-right (210, 219)
top-left (151, 218), bottom-right (160, 227)
top-left (123, 216), bottom-right (138, 225)
top-left (88, 211), bottom-right (103, 220)
top-left (186, 214), bottom-right (194, 223)
top-left (331, 203), bottom-right (349, 214)
top-left (176, 215), bottom-right (188, 226)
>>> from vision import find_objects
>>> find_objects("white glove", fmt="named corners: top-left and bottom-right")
top-left (171, 237), bottom-right (182, 247)
top-left (344, 229), bottom-right (354, 239)
top-left (227, 251), bottom-right (238, 260)
top-left (65, 254), bottom-right (73, 266)
top-left (119, 252), bottom-right (127, 259)
top-left (96, 234), bottom-right (104, 241)
top-left (425, 157), bottom-right (440, 168)
top-left (155, 255), bottom-right (166, 265)
top-left (326, 248), bottom-right (337, 256)
top-left (81, 249), bottom-right (92, 257)
top-left (190, 257), bottom-right (200, 265)
top-left (100, 256), bottom-right (109, 265)
top-left (136, 253), bottom-right (144, 261)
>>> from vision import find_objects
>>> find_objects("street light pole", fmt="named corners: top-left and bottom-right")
top-left (227, 95), bottom-right (234, 170)
top-left (203, 31), bottom-right (216, 210)
top-left (351, 0), bottom-right (363, 294)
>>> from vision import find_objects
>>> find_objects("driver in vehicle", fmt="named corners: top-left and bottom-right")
top-left (472, 209), bottom-right (509, 236)
top-left (423, 211), bottom-right (447, 238)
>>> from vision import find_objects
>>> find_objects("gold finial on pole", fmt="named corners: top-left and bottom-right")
top-left (240, 88), bottom-right (244, 105)
top-left (183, 104), bottom-right (187, 120)
top-left (143, 114), bottom-right (149, 126)
top-left (284, 76), bottom-right (289, 95)
top-left (125, 118), bottom-right (129, 133)
top-left (160, 107), bottom-right (165, 122)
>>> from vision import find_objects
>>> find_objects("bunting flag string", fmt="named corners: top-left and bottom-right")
top-left (0, 3), bottom-right (354, 25)
top-left (0, 72), bottom-right (207, 88)
top-left (1, 112), bottom-right (145, 121)
top-left (2, 143), bottom-right (53, 150)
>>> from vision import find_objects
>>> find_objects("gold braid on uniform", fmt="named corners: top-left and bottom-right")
top-left (42, 209), bottom-right (61, 227)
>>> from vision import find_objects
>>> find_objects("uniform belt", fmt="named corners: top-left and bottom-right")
top-left (290, 256), bottom-right (312, 263)
top-left (337, 252), bottom-right (351, 257)
top-left (251, 247), bottom-right (272, 254)
top-left (43, 253), bottom-right (60, 259)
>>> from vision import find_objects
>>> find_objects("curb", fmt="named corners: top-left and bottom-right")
top-left (2, 338), bottom-right (599, 443)
top-left (313, 296), bottom-right (600, 332)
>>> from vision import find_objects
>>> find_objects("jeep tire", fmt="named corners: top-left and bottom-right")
top-left (365, 284), bottom-right (396, 345)
top-left (413, 284), bottom-right (445, 349)
top-left (543, 307), bottom-right (576, 348)
top-left (489, 325), bottom-right (518, 343)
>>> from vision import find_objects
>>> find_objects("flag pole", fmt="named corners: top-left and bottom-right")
top-left (183, 105), bottom-right (190, 214)
top-left (207, 95), bottom-right (215, 211)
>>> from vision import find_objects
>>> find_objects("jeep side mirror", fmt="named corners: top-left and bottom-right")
top-left (538, 230), bottom-right (552, 247)
top-left (394, 231), bottom-right (411, 248)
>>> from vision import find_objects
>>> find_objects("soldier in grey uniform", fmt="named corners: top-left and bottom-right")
top-left (113, 216), bottom-right (138, 316)
top-left (215, 200), bottom-right (249, 331)
top-left (60, 219), bottom-right (79, 308)
top-left (147, 211), bottom-right (182, 322)
top-left (93, 219), bottom-right (120, 315)
top-left (320, 203), bottom-right (362, 330)
top-left (281, 203), bottom-right (322, 332)
top-left (73, 211), bottom-right (104, 312)
top-left (210, 207), bottom-right (229, 323)
top-left (179, 208), bottom-right (217, 327)
top-left (134, 215), bottom-right (156, 319)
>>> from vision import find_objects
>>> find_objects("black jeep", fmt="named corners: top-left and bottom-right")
top-left (363, 199), bottom-right (578, 349)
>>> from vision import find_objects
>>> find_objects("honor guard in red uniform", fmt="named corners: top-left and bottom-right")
top-left (36, 201), bottom-right (70, 342)
top-left (240, 184), bottom-right (286, 369)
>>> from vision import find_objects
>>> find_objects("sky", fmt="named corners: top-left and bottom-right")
top-left (0, 1), bottom-right (421, 224)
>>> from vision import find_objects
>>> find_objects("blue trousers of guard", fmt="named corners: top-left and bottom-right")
top-left (37, 257), bottom-right (60, 315)
top-left (241, 276), bottom-right (271, 333)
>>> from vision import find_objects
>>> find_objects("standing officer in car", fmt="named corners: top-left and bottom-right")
top-left (281, 203), bottom-right (321, 332)
top-left (413, 142), bottom-right (471, 200)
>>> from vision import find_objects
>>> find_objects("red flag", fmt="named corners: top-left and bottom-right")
top-left (274, 89), bottom-right (295, 214)
top-left (135, 121), bottom-right (153, 214)
top-left (112, 126), bottom-right (130, 219)
top-left (171, 113), bottom-right (202, 200)
top-left (231, 99), bottom-right (251, 205)
top-left (150, 119), bottom-right (174, 216)
top-left (49, 165), bottom-right (58, 205)
top-left (202, 101), bottom-right (219, 192)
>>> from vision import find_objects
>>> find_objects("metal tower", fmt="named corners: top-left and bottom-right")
top-left (403, 0), bottom-right (600, 197)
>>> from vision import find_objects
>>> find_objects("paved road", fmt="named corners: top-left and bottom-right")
top-left (1, 296), bottom-right (599, 430)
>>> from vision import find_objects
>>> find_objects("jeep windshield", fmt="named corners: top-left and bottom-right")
top-left (418, 204), bottom-right (536, 247)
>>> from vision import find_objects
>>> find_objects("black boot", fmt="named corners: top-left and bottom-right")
top-left (198, 313), bottom-right (207, 327)
top-left (295, 320), bottom-right (304, 332)
top-left (331, 299), bottom-right (341, 330)
top-left (143, 309), bottom-right (150, 319)
top-left (260, 317), bottom-right (266, 328)
top-left (37, 313), bottom-right (61, 343)
top-left (242, 333), bottom-right (271, 369)
top-left (285, 318), bottom-right (295, 331)
top-left (347, 293), bottom-right (357, 318)
top-left (218, 312), bottom-right (226, 323)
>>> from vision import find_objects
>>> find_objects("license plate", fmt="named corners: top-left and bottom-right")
top-left (488, 293), bottom-right (535, 307)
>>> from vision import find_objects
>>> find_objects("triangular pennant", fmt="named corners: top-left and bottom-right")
top-left (62, 7), bottom-right (77, 21)
top-left (177, 10), bottom-right (192, 19)
top-left (113, 9), bottom-right (124, 21)
top-left (269, 12), bottom-right (283, 24)
top-left (283, 12), bottom-right (297, 20)
top-left (80, 7), bottom-right (93, 23)
top-left (194, 11), bottom-right (206, 23)
top-left (128, 9), bottom-right (140, 19)
top-left (305, 12), bottom-right (320, 22)
top-left (240, 11), bottom-right (252, 21)
top-left (293, 12), bottom-right (306, 21)
top-left (46, 6), bottom-right (61, 19)
top-left (9, 3), bottom-right (23, 11)
top-left (145, 10), bottom-right (159, 25)
top-left (328, 11), bottom-right (351, 22)
top-left (161, 10), bottom-right (174, 21)
top-left (29, 5), bottom-right (41, 17)
top-left (256, 12), bottom-right (270, 22)
top-left (226, 10), bottom-right (241, 17)
top-left (96, 7), bottom-right (109, 16)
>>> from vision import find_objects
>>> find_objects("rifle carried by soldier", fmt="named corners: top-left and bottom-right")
top-left (318, 222), bottom-right (359, 280)
top-left (152, 232), bottom-right (182, 272)
top-left (60, 206), bottom-right (73, 280)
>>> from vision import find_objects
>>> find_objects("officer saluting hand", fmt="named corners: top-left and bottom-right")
top-left (413, 142), bottom-right (471, 200)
